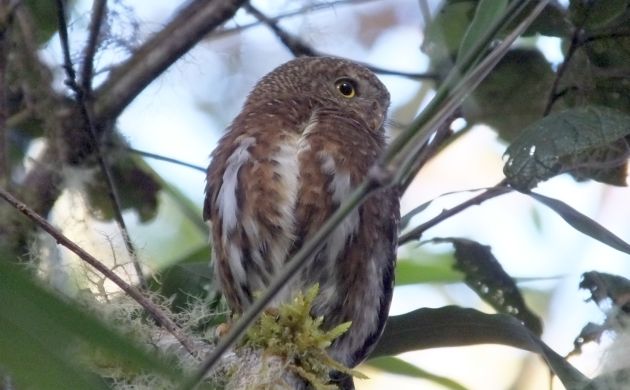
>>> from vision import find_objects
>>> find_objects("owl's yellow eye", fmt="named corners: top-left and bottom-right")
top-left (335, 79), bottom-right (356, 98)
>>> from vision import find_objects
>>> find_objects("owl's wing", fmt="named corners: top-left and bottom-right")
top-left (204, 128), bottom-right (300, 311)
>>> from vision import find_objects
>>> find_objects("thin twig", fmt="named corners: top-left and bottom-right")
top-left (399, 114), bottom-right (456, 192)
top-left (398, 182), bottom-right (511, 245)
top-left (0, 4), bottom-right (9, 189)
top-left (55, 0), bottom-right (147, 289)
top-left (211, 0), bottom-right (381, 39)
top-left (126, 147), bottom-right (206, 173)
top-left (0, 186), bottom-right (197, 356)
top-left (80, 0), bottom-right (107, 91)
top-left (245, 3), bottom-right (438, 81)
top-left (244, 3), bottom-right (316, 57)
top-left (542, 26), bottom-right (582, 116)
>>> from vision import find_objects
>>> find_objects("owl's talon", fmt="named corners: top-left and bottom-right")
top-left (215, 322), bottom-right (231, 338)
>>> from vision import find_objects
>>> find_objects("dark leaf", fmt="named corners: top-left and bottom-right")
top-left (400, 201), bottom-right (433, 231)
top-left (372, 306), bottom-right (588, 388)
top-left (431, 237), bottom-right (542, 335)
top-left (366, 356), bottom-right (468, 390)
top-left (580, 271), bottom-right (630, 307)
top-left (529, 192), bottom-right (630, 255)
top-left (457, 0), bottom-right (508, 64)
top-left (570, 272), bottom-right (630, 374)
top-left (86, 154), bottom-right (162, 223)
top-left (24, 0), bottom-right (72, 43)
top-left (0, 262), bottom-right (182, 388)
top-left (422, 0), bottom-right (477, 66)
top-left (519, 1), bottom-right (572, 37)
top-left (569, 0), bottom-right (629, 30)
top-left (583, 369), bottom-right (630, 390)
top-left (569, 322), bottom-right (608, 357)
top-left (462, 48), bottom-right (556, 142)
top-left (153, 246), bottom-right (216, 311)
top-left (503, 106), bottom-right (630, 191)
top-left (560, 43), bottom-right (630, 116)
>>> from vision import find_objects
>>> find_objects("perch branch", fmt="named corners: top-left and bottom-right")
top-left (55, 0), bottom-right (146, 289)
top-left (0, 186), bottom-right (197, 355)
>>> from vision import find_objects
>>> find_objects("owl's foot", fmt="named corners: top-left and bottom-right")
top-left (215, 322), bottom-right (231, 338)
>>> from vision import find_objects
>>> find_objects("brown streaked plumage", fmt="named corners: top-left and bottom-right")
top-left (203, 57), bottom-right (399, 380)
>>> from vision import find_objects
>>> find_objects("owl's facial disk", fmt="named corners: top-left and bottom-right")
top-left (248, 57), bottom-right (390, 133)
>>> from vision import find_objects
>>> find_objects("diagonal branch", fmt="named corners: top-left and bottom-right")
top-left (398, 182), bottom-right (511, 245)
top-left (0, 186), bottom-right (197, 355)
top-left (93, 0), bottom-right (246, 123)
top-left (18, 0), bottom-right (245, 223)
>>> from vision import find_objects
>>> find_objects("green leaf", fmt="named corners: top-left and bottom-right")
top-left (503, 106), bottom-right (630, 191)
top-left (457, 0), bottom-right (508, 64)
top-left (519, 2), bottom-right (572, 37)
top-left (430, 238), bottom-right (542, 335)
top-left (372, 306), bottom-right (589, 389)
top-left (24, 0), bottom-right (72, 44)
top-left (462, 48), bottom-right (556, 142)
top-left (395, 252), bottom-right (463, 285)
top-left (529, 192), bottom-right (630, 255)
top-left (422, 1), bottom-right (477, 66)
top-left (154, 249), bottom-right (216, 311)
top-left (366, 356), bottom-right (469, 390)
top-left (0, 262), bottom-right (183, 388)
top-left (85, 153), bottom-right (162, 223)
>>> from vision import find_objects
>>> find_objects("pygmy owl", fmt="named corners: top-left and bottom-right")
top-left (203, 57), bottom-right (399, 373)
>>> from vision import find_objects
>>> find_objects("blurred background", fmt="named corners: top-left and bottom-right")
top-left (33, 0), bottom-right (630, 388)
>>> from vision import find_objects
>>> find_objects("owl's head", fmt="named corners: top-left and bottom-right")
top-left (246, 56), bottom-right (391, 133)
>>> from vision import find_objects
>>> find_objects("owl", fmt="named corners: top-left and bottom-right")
top-left (203, 56), bottom-right (399, 376)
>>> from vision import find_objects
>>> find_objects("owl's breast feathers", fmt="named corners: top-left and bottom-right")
top-left (205, 102), bottom-right (399, 367)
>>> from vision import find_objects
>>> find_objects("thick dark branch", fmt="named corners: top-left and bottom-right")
top-left (0, 187), bottom-right (197, 355)
top-left (93, 0), bottom-right (246, 123)
top-left (19, 0), bottom-right (244, 222)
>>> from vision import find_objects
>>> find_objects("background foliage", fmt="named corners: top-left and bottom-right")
top-left (1, 0), bottom-right (630, 389)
